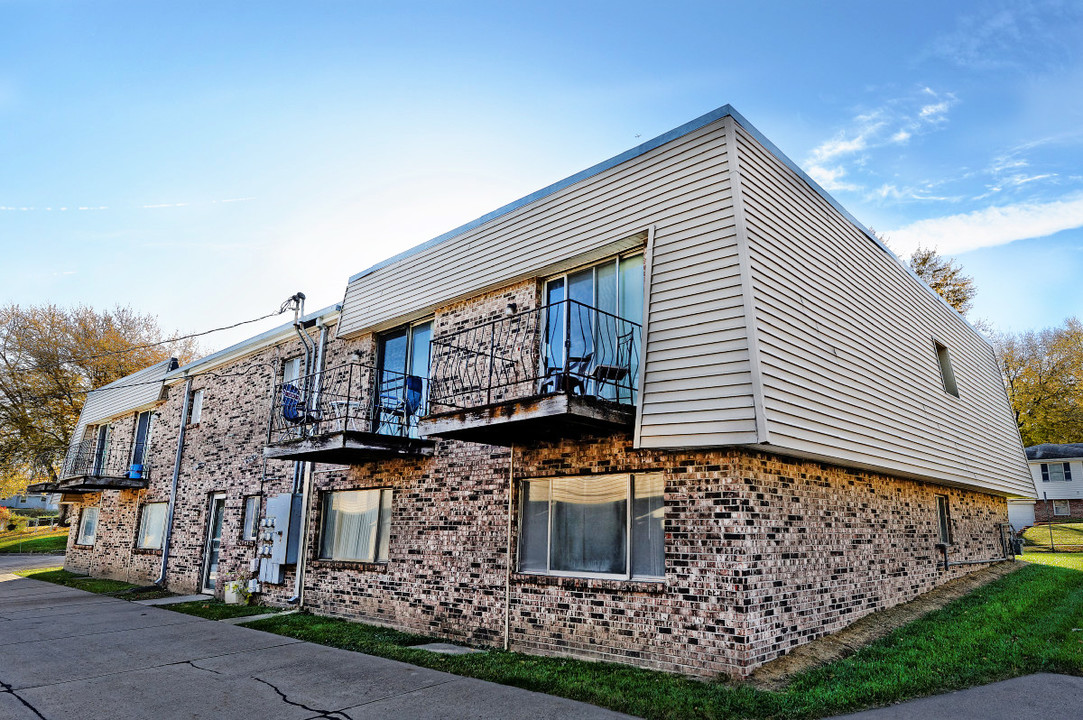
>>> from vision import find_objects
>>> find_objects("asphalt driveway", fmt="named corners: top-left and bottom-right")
top-left (0, 575), bottom-right (632, 720)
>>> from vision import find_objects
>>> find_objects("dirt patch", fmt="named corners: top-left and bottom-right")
top-left (747, 561), bottom-right (1022, 691)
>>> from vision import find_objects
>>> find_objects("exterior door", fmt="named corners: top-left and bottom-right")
top-left (202, 494), bottom-right (226, 593)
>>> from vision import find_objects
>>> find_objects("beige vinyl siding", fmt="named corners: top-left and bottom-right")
top-left (340, 123), bottom-right (729, 335)
top-left (72, 359), bottom-right (174, 443)
top-left (341, 119), bottom-right (758, 445)
top-left (732, 123), bottom-right (1032, 496)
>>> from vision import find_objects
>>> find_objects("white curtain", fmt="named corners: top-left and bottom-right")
top-left (78, 507), bottom-right (99, 545)
top-left (138, 503), bottom-right (167, 549)
top-left (320, 489), bottom-right (390, 562)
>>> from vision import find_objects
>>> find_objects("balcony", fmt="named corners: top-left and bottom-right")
top-left (418, 299), bottom-right (640, 445)
top-left (41, 439), bottom-right (152, 493)
top-left (263, 362), bottom-right (435, 464)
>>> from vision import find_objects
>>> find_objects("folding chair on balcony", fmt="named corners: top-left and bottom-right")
top-left (375, 375), bottom-right (424, 437)
top-left (538, 352), bottom-right (594, 396)
top-left (592, 331), bottom-right (635, 402)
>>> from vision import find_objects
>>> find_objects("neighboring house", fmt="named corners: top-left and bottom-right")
top-left (32, 105), bottom-right (1034, 679)
top-left (0, 493), bottom-right (60, 512)
top-left (1009, 443), bottom-right (1083, 527)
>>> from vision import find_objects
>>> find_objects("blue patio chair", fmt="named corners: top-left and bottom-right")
top-left (282, 383), bottom-right (304, 423)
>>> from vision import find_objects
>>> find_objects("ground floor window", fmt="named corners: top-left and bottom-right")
top-left (242, 495), bottom-right (260, 541)
top-left (936, 495), bottom-right (952, 544)
top-left (77, 506), bottom-right (99, 546)
top-left (136, 502), bottom-right (168, 549)
top-left (518, 473), bottom-right (664, 580)
top-left (1053, 499), bottom-right (1071, 516)
top-left (319, 489), bottom-right (392, 563)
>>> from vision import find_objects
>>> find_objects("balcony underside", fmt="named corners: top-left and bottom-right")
top-left (263, 430), bottom-right (436, 464)
top-left (33, 475), bottom-right (151, 493)
top-left (418, 393), bottom-right (635, 446)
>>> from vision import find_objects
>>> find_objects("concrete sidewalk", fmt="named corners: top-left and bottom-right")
top-left (0, 553), bottom-right (64, 577)
top-left (827, 673), bottom-right (1083, 720)
top-left (0, 575), bottom-right (632, 720)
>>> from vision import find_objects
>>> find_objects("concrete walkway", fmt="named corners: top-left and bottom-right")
top-left (0, 575), bottom-right (632, 720)
top-left (0, 553), bottom-right (64, 578)
top-left (827, 673), bottom-right (1083, 720)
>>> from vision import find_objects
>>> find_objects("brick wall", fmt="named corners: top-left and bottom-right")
top-left (62, 277), bottom-right (1011, 678)
top-left (1034, 498), bottom-right (1083, 523)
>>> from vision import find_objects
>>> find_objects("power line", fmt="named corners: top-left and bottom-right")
top-left (62, 308), bottom-right (289, 364)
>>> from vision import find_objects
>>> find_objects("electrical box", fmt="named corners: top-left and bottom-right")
top-left (257, 492), bottom-right (303, 585)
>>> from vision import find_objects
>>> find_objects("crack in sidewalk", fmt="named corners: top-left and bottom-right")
top-left (1, 678), bottom-right (48, 720)
top-left (252, 676), bottom-right (350, 719)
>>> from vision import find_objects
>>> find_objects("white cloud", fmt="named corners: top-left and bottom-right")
top-left (919, 101), bottom-right (950, 119)
top-left (807, 164), bottom-right (861, 192)
top-left (887, 192), bottom-right (1083, 255)
top-left (890, 130), bottom-right (911, 144)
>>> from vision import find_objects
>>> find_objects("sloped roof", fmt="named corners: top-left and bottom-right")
top-left (1025, 443), bottom-right (1083, 461)
top-left (74, 358), bottom-right (178, 439)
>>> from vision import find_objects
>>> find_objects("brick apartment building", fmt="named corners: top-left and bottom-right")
top-left (34, 105), bottom-right (1035, 678)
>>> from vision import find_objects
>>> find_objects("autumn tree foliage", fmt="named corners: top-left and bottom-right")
top-left (994, 318), bottom-right (1083, 447)
top-left (0, 304), bottom-right (197, 497)
top-left (907, 246), bottom-right (978, 317)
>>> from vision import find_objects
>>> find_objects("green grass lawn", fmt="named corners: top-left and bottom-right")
top-left (1023, 521), bottom-right (1083, 550)
top-left (14, 567), bottom-right (173, 600)
top-left (165, 599), bottom-right (282, 621)
top-left (243, 562), bottom-right (1083, 720)
top-left (0, 527), bottom-right (68, 554)
top-left (1020, 550), bottom-right (1083, 571)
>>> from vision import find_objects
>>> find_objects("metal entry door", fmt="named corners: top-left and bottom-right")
top-left (202, 494), bottom-right (226, 592)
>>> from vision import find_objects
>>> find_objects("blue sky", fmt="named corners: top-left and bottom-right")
top-left (3, 1), bottom-right (1082, 349)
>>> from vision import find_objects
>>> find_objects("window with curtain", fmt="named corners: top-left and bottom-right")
top-left (319, 489), bottom-right (393, 563)
top-left (136, 502), bottom-right (168, 549)
top-left (77, 506), bottom-right (99, 546)
top-left (518, 473), bottom-right (664, 579)
top-left (242, 495), bottom-right (260, 541)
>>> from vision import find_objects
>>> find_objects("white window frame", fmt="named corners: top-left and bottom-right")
top-left (136, 502), bottom-right (168, 549)
top-left (187, 389), bottom-right (204, 425)
top-left (936, 495), bottom-right (953, 545)
top-left (1053, 499), bottom-right (1071, 516)
top-left (318, 488), bottom-right (393, 563)
top-left (77, 506), bottom-right (99, 546)
top-left (242, 495), bottom-right (260, 541)
top-left (932, 339), bottom-right (959, 398)
top-left (1041, 462), bottom-right (1073, 482)
top-left (517, 473), bottom-right (664, 581)
top-left (283, 357), bottom-right (303, 384)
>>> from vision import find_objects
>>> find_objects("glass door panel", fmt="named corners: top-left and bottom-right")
top-left (202, 496), bottom-right (226, 592)
top-left (406, 321), bottom-right (432, 435)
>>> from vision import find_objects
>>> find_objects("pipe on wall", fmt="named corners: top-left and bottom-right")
top-left (288, 318), bottom-right (329, 606)
top-left (156, 377), bottom-right (193, 587)
top-left (504, 444), bottom-right (515, 651)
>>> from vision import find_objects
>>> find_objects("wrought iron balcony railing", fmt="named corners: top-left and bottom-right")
top-left (60, 438), bottom-right (151, 482)
top-left (267, 362), bottom-right (427, 446)
top-left (427, 299), bottom-right (641, 413)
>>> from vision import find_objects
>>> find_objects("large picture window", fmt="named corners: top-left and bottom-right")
top-left (319, 489), bottom-right (393, 563)
top-left (518, 473), bottom-right (664, 579)
top-left (136, 502), bottom-right (168, 549)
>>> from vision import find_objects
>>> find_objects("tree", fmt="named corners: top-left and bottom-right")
top-left (993, 318), bottom-right (1083, 447)
top-left (0, 304), bottom-right (198, 495)
top-left (907, 246), bottom-right (978, 316)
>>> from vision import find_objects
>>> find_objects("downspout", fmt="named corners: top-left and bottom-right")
top-left (156, 377), bottom-right (192, 587)
top-left (290, 293), bottom-right (314, 495)
top-left (288, 319), bottom-right (329, 606)
top-left (504, 444), bottom-right (515, 651)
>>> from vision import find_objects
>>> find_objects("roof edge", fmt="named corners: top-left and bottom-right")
top-left (347, 104), bottom-right (738, 283)
top-left (165, 303), bottom-right (341, 382)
